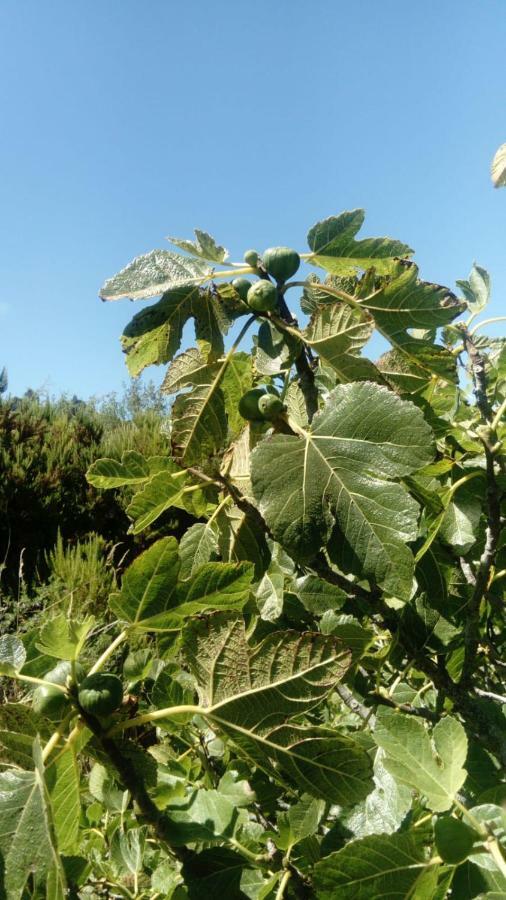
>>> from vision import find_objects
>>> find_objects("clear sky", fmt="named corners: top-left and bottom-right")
top-left (1, 0), bottom-right (505, 399)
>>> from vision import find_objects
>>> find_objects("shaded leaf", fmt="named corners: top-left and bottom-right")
top-left (255, 321), bottom-right (298, 376)
top-left (126, 469), bottom-right (188, 533)
top-left (181, 614), bottom-right (372, 803)
top-left (46, 749), bottom-right (81, 854)
top-left (163, 788), bottom-right (248, 844)
top-left (292, 575), bottom-right (347, 615)
top-left (217, 504), bottom-right (271, 580)
top-left (182, 847), bottom-right (250, 900)
top-left (121, 284), bottom-right (228, 376)
top-left (179, 521), bottom-right (220, 579)
top-left (434, 816), bottom-right (477, 864)
top-left (109, 537), bottom-right (180, 628)
top-left (277, 794), bottom-right (326, 850)
top-left (313, 831), bottom-right (431, 899)
top-left (0, 704), bottom-right (52, 769)
top-left (305, 302), bottom-right (384, 384)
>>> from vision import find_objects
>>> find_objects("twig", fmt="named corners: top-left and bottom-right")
top-left (370, 692), bottom-right (438, 723)
top-left (459, 558), bottom-right (477, 587)
top-left (475, 687), bottom-right (506, 704)
top-left (335, 684), bottom-right (375, 725)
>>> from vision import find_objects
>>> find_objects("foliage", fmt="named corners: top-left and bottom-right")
top-left (0, 382), bottom-right (171, 598)
top-left (1, 213), bottom-right (505, 898)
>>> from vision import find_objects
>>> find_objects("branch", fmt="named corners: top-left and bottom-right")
top-left (310, 553), bottom-right (380, 605)
top-left (77, 705), bottom-right (189, 861)
top-left (276, 288), bottom-right (319, 422)
top-left (460, 331), bottom-right (503, 686)
top-left (369, 691), bottom-right (438, 723)
top-left (335, 684), bottom-right (375, 724)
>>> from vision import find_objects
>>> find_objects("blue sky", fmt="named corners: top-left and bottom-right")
top-left (1, 0), bottom-right (505, 399)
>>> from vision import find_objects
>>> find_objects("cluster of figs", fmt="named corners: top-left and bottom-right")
top-left (33, 661), bottom-right (124, 719)
top-left (232, 245), bottom-right (300, 424)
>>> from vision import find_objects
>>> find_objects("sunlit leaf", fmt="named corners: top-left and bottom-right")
top-left (0, 635), bottom-right (26, 675)
top-left (251, 382), bottom-right (434, 598)
top-left (374, 710), bottom-right (468, 812)
top-left (168, 229), bottom-right (228, 263)
top-left (0, 741), bottom-right (67, 898)
top-left (100, 249), bottom-right (211, 301)
top-left (307, 209), bottom-right (413, 275)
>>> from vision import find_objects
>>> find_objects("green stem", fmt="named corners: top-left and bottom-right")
top-left (275, 869), bottom-right (292, 900)
top-left (209, 266), bottom-right (256, 280)
top-left (87, 629), bottom-right (128, 676)
top-left (44, 720), bottom-right (85, 768)
top-left (41, 709), bottom-right (76, 763)
top-left (206, 494), bottom-right (232, 525)
top-left (469, 315), bottom-right (506, 336)
top-left (15, 673), bottom-right (67, 692)
top-left (447, 470), bottom-right (482, 499)
top-left (229, 838), bottom-right (268, 865)
top-left (282, 279), bottom-right (370, 314)
top-left (491, 396), bottom-right (506, 432)
top-left (107, 704), bottom-right (200, 736)
top-left (455, 797), bottom-right (506, 877)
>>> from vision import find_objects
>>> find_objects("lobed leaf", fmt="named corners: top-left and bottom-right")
top-left (374, 709), bottom-right (468, 812)
top-left (167, 228), bottom-right (228, 263)
top-left (251, 381), bottom-right (434, 598)
top-left (313, 831), bottom-right (432, 899)
top-left (307, 209), bottom-right (413, 275)
top-left (120, 283), bottom-right (230, 376)
top-left (100, 249), bottom-right (211, 301)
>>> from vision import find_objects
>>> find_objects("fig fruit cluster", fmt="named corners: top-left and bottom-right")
top-left (32, 662), bottom-right (124, 719)
top-left (232, 245), bottom-right (300, 314)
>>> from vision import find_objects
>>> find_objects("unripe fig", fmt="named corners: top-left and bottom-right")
top-left (258, 394), bottom-right (285, 421)
top-left (32, 660), bottom-right (84, 719)
top-left (231, 278), bottom-right (252, 301)
top-left (78, 673), bottom-right (123, 717)
top-left (238, 388), bottom-right (268, 421)
top-left (262, 247), bottom-right (300, 283)
top-left (247, 280), bottom-right (277, 313)
top-left (244, 249), bottom-right (259, 267)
